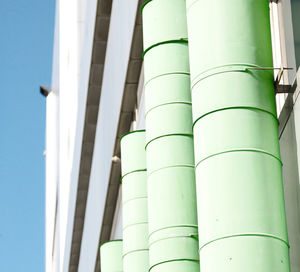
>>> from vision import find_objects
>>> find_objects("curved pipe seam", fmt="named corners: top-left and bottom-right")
top-left (149, 233), bottom-right (199, 248)
top-left (123, 222), bottom-right (148, 232)
top-left (186, 0), bottom-right (201, 12)
top-left (190, 63), bottom-right (273, 89)
top-left (100, 239), bottom-right (123, 248)
top-left (145, 133), bottom-right (193, 149)
top-left (144, 72), bottom-right (190, 87)
top-left (192, 106), bottom-right (278, 128)
top-left (195, 148), bottom-right (283, 168)
top-left (119, 129), bottom-right (146, 142)
top-left (147, 164), bottom-right (195, 177)
top-left (143, 39), bottom-right (188, 58)
top-left (198, 233), bottom-right (290, 252)
top-left (140, 0), bottom-right (153, 13)
top-left (149, 259), bottom-right (199, 271)
top-left (148, 224), bottom-right (198, 238)
top-left (121, 169), bottom-right (147, 181)
top-left (141, 0), bottom-right (188, 13)
top-left (122, 249), bottom-right (149, 258)
top-left (145, 101), bottom-right (192, 116)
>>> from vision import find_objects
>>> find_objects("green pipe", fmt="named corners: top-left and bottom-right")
top-left (150, 260), bottom-right (200, 272)
top-left (144, 42), bottom-right (190, 85)
top-left (146, 103), bottom-right (193, 145)
top-left (147, 167), bottom-right (197, 234)
top-left (120, 130), bottom-right (147, 177)
top-left (120, 130), bottom-right (149, 272)
top-left (142, 0), bottom-right (199, 271)
top-left (100, 240), bottom-right (123, 272)
top-left (146, 135), bottom-right (194, 175)
top-left (142, 0), bottom-right (188, 53)
top-left (145, 74), bottom-right (191, 114)
top-left (191, 68), bottom-right (276, 122)
top-left (186, 0), bottom-right (290, 271)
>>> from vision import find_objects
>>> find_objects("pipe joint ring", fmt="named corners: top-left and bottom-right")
top-left (191, 64), bottom-right (274, 90)
top-left (149, 233), bottom-right (199, 247)
top-left (149, 259), bottom-right (199, 272)
top-left (195, 148), bottom-right (283, 168)
top-left (121, 169), bottom-right (147, 182)
top-left (147, 164), bottom-right (195, 177)
top-left (143, 39), bottom-right (188, 58)
top-left (199, 233), bottom-right (290, 252)
top-left (122, 249), bottom-right (149, 258)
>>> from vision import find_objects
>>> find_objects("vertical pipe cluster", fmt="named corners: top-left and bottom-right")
top-left (120, 131), bottom-right (149, 272)
top-left (142, 0), bottom-right (199, 271)
top-left (186, 0), bottom-right (290, 271)
top-left (100, 240), bottom-right (123, 272)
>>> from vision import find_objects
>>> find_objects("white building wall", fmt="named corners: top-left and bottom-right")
top-left (62, 0), bottom-right (99, 269)
top-left (58, 0), bottom-right (80, 270)
top-left (78, 0), bottom-right (140, 270)
top-left (45, 92), bottom-right (59, 272)
top-left (280, 80), bottom-right (300, 272)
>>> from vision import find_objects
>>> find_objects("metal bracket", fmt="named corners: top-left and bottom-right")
top-left (278, 73), bottom-right (298, 138)
top-left (246, 66), bottom-right (294, 94)
top-left (275, 84), bottom-right (293, 94)
top-left (274, 67), bottom-right (294, 94)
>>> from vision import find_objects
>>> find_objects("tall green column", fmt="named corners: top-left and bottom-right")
top-left (186, 0), bottom-right (290, 271)
top-left (100, 240), bottom-right (123, 272)
top-left (142, 0), bottom-right (199, 271)
top-left (121, 130), bottom-right (149, 272)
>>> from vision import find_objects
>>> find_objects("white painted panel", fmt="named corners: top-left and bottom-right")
top-left (110, 186), bottom-right (123, 240)
top-left (278, 0), bottom-right (297, 83)
top-left (280, 110), bottom-right (300, 272)
top-left (58, 0), bottom-right (80, 269)
top-left (78, 0), bottom-right (139, 271)
top-left (45, 92), bottom-right (59, 272)
top-left (53, 205), bottom-right (60, 272)
top-left (62, 0), bottom-right (99, 270)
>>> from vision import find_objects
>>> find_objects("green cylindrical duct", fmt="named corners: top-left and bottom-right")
top-left (120, 131), bottom-right (146, 177)
top-left (146, 103), bottom-right (193, 144)
top-left (191, 68), bottom-right (277, 122)
top-left (147, 167), bottom-right (198, 234)
top-left (146, 135), bottom-right (194, 175)
top-left (186, 0), bottom-right (290, 271)
top-left (142, 0), bottom-right (199, 271)
top-left (142, 0), bottom-right (188, 51)
top-left (186, 0), bottom-right (274, 85)
top-left (100, 240), bottom-right (123, 272)
top-left (193, 109), bottom-right (281, 165)
top-left (120, 130), bottom-right (149, 272)
top-left (145, 74), bottom-right (191, 114)
top-left (144, 42), bottom-right (190, 85)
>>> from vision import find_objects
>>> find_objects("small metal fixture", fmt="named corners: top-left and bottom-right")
top-left (112, 156), bottom-right (121, 164)
top-left (40, 85), bottom-right (52, 97)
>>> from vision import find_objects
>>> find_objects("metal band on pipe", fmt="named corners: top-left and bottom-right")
top-left (191, 64), bottom-right (274, 89)
top-left (195, 148), bottom-right (283, 168)
top-left (192, 106), bottom-right (279, 128)
top-left (145, 101), bottom-right (192, 116)
top-left (143, 39), bottom-right (188, 58)
top-left (199, 233), bottom-right (290, 251)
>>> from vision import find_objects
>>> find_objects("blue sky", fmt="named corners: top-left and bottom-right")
top-left (0, 0), bottom-right (55, 271)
